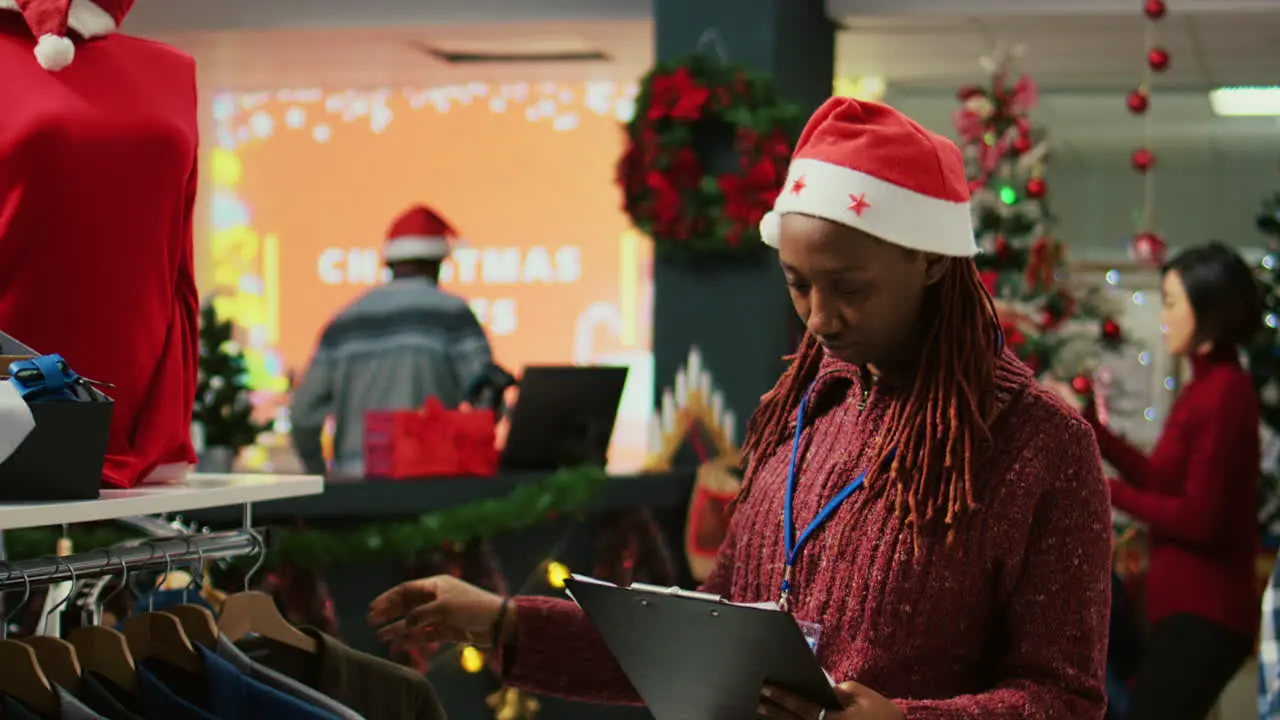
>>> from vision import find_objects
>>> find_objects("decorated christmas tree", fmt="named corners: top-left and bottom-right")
top-left (194, 301), bottom-right (266, 450)
top-left (953, 53), bottom-right (1124, 380)
top-left (1247, 192), bottom-right (1280, 539)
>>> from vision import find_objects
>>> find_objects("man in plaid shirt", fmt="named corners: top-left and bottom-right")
top-left (1261, 550), bottom-right (1280, 718)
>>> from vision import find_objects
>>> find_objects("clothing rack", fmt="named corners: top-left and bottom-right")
top-left (0, 529), bottom-right (259, 593)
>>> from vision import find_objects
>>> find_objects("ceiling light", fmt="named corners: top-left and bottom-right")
top-left (1208, 86), bottom-right (1280, 117)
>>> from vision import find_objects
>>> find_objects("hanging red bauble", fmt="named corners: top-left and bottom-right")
top-left (1126, 89), bottom-right (1149, 114)
top-left (1101, 318), bottom-right (1122, 341)
top-left (1012, 134), bottom-right (1031, 154)
top-left (1143, 0), bottom-right (1167, 20)
top-left (1131, 148), bottom-right (1156, 173)
top-left (1129, 231), bottom-right (1168, 267)
top-left (1147, 47), bottom-right (1170, 72)
top-left (1025, 177), bottom-right (1046, 198)
top-left (994, 235), bottom-right (1009, 256)
top-left (1071, 375), bottom-right (1093, 395)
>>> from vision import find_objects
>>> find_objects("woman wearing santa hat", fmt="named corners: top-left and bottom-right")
top-left (369, 99), bottom-right (1112, 719)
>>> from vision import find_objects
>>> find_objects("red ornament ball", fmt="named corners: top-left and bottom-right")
top-left (1126, 89), bottom-right (1149, 114)
top-left (1129, 231), bottom-right (1168, 267)
top-left (1025, 177), bottom-right (1047, 199)
top-left (1147, 47), bottom-right (1170, 72)
top-left (1131, 148), bottom-right (1156, 173)
top-left (1071, 375), bottom-right (1093, 395)
top-left (1144, 0), bottom-right (1167, 20)
top-left (1101, 318), bottom-right (1122, 341)
top-left (1013, 134), bottom-right (1032, 154)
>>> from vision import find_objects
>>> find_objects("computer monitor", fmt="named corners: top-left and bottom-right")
top-left (500, 365), bottom-right (629, 471)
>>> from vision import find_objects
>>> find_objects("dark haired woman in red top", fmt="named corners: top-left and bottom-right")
top-left (1051, 241), bottom-right (1262, 720)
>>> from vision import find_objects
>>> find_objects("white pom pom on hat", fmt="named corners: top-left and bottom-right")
top-left (5, 0), bottom-right (130, 72)
top-left (34, 32), bottom-right (75, 71)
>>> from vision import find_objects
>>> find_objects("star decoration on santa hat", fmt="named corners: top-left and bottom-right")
top-left (789, 176), bottom-right (807, 195)
top-left (848, 192), bottom-right (870, 216)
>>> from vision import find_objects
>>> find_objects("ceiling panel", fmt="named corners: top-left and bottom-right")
top-left (148, 7), bottom-right (1279, 164)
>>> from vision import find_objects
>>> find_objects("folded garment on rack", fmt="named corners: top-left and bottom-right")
top-left (0, 378), bottom-right (35, 465)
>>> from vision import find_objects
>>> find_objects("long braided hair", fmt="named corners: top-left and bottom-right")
top-left (739, 258), bottom-right (1003, 536)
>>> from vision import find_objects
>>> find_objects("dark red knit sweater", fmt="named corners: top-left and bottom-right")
top-left (1093, 349), bottom-right (1260, 638)
top-left (502, 350), bottom-right (1112, 718)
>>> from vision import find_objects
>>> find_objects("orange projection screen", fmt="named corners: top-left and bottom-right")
top-left (208, 82), bottom-right (653, 471)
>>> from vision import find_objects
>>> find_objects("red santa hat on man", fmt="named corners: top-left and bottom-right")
top-left (2, 0), bottom-right (133, 71)
top-left (383, 205), bottom-right (460, 263)
top-left (760, 98), bottom-right (977, 257)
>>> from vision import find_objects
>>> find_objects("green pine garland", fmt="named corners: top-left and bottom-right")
top-left (2, 466), bottom-right (609, 569)
top-left (617, 54), bottom-right (801, 262)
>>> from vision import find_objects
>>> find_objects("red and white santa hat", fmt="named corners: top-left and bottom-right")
top-left (383, 205), bottom-right (460, 263)
top-left (760, 98), bottom-right (977, 257)
top-left (1, 0), bottom-right (132, 71)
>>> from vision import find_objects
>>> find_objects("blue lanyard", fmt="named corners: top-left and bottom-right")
top-left (779, 380), bottom-right (879, 611)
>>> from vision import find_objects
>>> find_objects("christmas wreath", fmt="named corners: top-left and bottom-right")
top-left (617, 55), bottom-right (801, 261)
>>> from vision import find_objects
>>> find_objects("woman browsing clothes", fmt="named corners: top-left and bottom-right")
top-left (1049, 242), bottom-right (1262, 720)
top-left (369, 99), bottom-right (1113, 719)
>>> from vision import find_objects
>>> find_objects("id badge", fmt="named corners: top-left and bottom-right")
top-left (795, 618), bottom-right (823, 655)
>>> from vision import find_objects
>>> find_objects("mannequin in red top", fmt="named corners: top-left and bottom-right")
top-left (1050, 242), bottom-right (1262, 720)
top-left (0, 0), bottom-right (199, 488)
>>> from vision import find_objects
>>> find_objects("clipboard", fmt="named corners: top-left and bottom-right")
top-left (564, 574), bottom-right (841, 720)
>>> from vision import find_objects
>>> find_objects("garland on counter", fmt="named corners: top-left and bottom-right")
top-left (617, 53), bottom-right (800, 262)
top-left (2, 465), bottom-right (609, 568)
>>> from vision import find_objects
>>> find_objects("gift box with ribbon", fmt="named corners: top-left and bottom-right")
top-left (363, 397), bottom-right (499, 479)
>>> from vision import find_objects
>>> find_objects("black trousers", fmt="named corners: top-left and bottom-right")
top-left (1122, 613), bottom-right (1253, 720)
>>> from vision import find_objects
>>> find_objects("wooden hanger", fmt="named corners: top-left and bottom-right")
top-left (16, 636), bottom-right (82, 696)
top-left (122, 611), bottom-right (202, 675)
top-left (67, 626), bottom-right (138, 694)
top-left (218, 591), bottom-right (317, 653)
top-left (121, 543), bottom-right (204, 674)
top-left (67, 548), bottom-right (138, 694)
top-left (17, 552), bottom-right (84, 695)
top-left (166, 604), bottom-right (218, 649)
top-left (0, 640), bottom-right (59, 715)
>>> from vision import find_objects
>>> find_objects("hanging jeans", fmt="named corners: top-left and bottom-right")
top-left (1122, 613), bottom-right (1253, 720)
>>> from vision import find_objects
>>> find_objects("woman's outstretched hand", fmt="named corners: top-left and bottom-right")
top-left (758, 682), bottom-right (904, 720)
top-left (367, 575), bottom-right (508, 648)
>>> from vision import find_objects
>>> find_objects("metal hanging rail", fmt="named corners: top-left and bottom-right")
top-left (0, 529), bottom-right (259, 593)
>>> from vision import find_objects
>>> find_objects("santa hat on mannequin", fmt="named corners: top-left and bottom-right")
top-left (383, 205), bottom-right (460, 263)
top-left (760, 97), bottom-right (977, 257)
top-left (2, 0), bottom-right (133, 71)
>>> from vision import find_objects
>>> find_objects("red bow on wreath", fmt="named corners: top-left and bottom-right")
top-left (647, 67), bottom-right (710, 122)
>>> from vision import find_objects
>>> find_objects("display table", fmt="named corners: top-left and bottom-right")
top-left (183, 470), bottom-right (694, 523)
top-left (0, 473), bottom-right (323, 530)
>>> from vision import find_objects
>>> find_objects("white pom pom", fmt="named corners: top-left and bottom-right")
top-left (34, 34), bottom-right (75, 71)
top-left (759, 211), bottom-right (781, 248)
